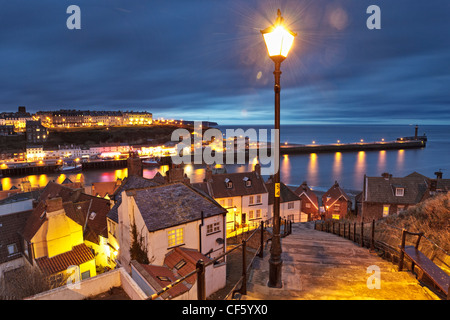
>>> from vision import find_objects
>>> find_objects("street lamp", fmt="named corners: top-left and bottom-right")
top-left (261, 9), bottom-right (296, 288)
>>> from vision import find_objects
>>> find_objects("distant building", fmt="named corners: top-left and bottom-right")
top-left (0, 106), bottom-right (33, 132)
top-left (356, 171), bottom-right (450, 222)
top-left (26, 121), bottom-right (48, 144)
top-left (294, 181), bottom-right (320, 221)
top-left (35, 109), bottom-right (152, 128)
top-left (265, 179), bottom-right (304, 222)
top-left (322, 181), bottom-right (352, 220)
top-left (0, 125), bottom-right (15, 136)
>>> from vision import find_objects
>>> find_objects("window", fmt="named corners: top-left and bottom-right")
top-left (288, 202), bottom-right (294, 209)
top-left (157, 276), bottom-right (171, 282)
top-left (225, 178), bottom-right (233, 189)
top-left (249, 196), bottom-right (254, 205)
top-left (168, 228), bottom-right (184, 247)
top-left (305, 203), bottom-right (311, 209)
top-left (256, 195), bottom-right (262, 204)
top-left (395, 188), bottom-right (404, 197)
top-left (334, 204), bottom-right (340, 211)
top-left (243, 177), bottom-right (251, 187)
top-left (383, 205), bottom-right (390, 217)
top-left (256, 209), bottom-right (261, 218)
top-left (174, 260), bottom-right (186, 270)
top-left (7, 244), bottom-right (18, 256)
top-left (397, 205), bottom-right (405, 214)
top-left (206, 222), bottom-right (220, 234)
top-left (332, 214), bottom-right (340, 220)
top-left (249, 210), bottom-right (254, 219)
top-left (227, 199), bottom-right (233, 207)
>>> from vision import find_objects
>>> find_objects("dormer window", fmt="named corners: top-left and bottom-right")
top-left (243, 176), bottom-right (252, 187)
top-left (225, 178), bottom-right (233, 189)
top-left (395, 188), bottom-right (404, 197)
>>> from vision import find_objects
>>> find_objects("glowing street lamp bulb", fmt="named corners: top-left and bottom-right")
top-left (261, 9), bottom-right (297, 60)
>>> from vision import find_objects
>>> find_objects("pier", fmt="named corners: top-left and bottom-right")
top-left (280, 139), bottom-right (426, 155)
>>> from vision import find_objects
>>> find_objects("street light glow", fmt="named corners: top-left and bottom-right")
top-left (261, 9), bottom-right (297, 60)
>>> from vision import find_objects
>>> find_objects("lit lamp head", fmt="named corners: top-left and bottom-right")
top-left (261, 9), bottom-right (297, 63)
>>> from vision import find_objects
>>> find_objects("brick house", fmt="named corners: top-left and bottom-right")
top-left (357, 172), bottom-right (450, 222)
top-left (294, 181), bottom-right (320, 221)
top-left (322, 181), bottom-right (352, 220)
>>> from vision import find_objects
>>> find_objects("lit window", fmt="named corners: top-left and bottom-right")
top-left (332, 214), bottom-right (340, 220)
top-left (168, 228), bottom-right (184, 247)
top-left (227, 199), bottom-right (233, 207)
top-left (249, 210), bottom-right (254, 219)
top-left (383, 205), bottom-right (390, 217)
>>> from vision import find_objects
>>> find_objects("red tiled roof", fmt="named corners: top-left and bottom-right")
top-left (139, 264), bottom-right (189, 299)
top-left (35, 243), bottom-right (94, 276)
top-left (164, 247), bottom-right (210, 285)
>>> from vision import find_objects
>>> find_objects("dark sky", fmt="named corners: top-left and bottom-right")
top-left (0, 0), bottom-right (449, 125)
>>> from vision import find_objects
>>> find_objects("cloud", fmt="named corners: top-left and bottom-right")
top-left (0, 0), bottom-right (448, 125)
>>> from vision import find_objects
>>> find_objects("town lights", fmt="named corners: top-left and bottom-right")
top-left (261, 9), bottom-right (296, 288)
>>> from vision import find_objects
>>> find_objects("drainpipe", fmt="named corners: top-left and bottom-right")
top-left (199, 211), bottom-right (204, 254)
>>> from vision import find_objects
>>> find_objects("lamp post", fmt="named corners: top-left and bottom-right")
top-left (261, 9), bottom-right (296, 288)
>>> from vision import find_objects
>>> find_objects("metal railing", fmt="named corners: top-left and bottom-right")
top-left (314, 218), bottom-right (450, 298)
top-left (147, 217), bottom-right (293, 300)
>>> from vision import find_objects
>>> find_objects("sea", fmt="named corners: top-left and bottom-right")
top-left (1, 124), bottom-right (449, 196)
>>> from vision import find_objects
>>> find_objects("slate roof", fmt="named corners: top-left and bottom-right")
top-left (128, 182), bottom-right (227, 233)
top-left (107, 175), bottom-right (161, 223)
top-left (363, 172), bottom-right (449, 204)
top-left (265, 181), bottom-right (301, 205)
top-left (192, 171), bottom-right (267, 199)
top-left (0, 210), bottom-right (32, 263)
top-left (35, 243), bottom-right (94, 276)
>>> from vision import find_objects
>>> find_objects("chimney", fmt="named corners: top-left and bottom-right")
top-left (205, 165), bottom-right (213, 182)
top-left (45, 197), bottom-right (63, 214)
top-left (434, 170), bottom-right (443, 180)
top-left (381, 172), bottom-right (391, 180)
top-left (127, 151), bottom-right (143, 177)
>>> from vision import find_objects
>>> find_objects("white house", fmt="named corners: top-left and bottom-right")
top-left (192, 164), bottom-right (269, 235)
top-left (114, 182), bottom-right (227, 298)
top-left (265, 180), bottom-right (305, 223)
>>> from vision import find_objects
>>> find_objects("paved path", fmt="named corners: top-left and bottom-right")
top-left (243, 222), bottom-right (437, 300)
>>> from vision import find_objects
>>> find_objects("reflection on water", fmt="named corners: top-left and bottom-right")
top-left (0, 146), bottom-right (437, 193)
top-left (354, 151), bottom-right (366, 188)
top-left (332, 152), bottom-right (342, 179)
top-left (306, 153), bottom-right (318, 186)
top-left (281, 154), bottom-right (291, 185)
top-left (378, 150), bottom-right (386, 173)
top-left (396, 149), bottom-right (405, 171)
